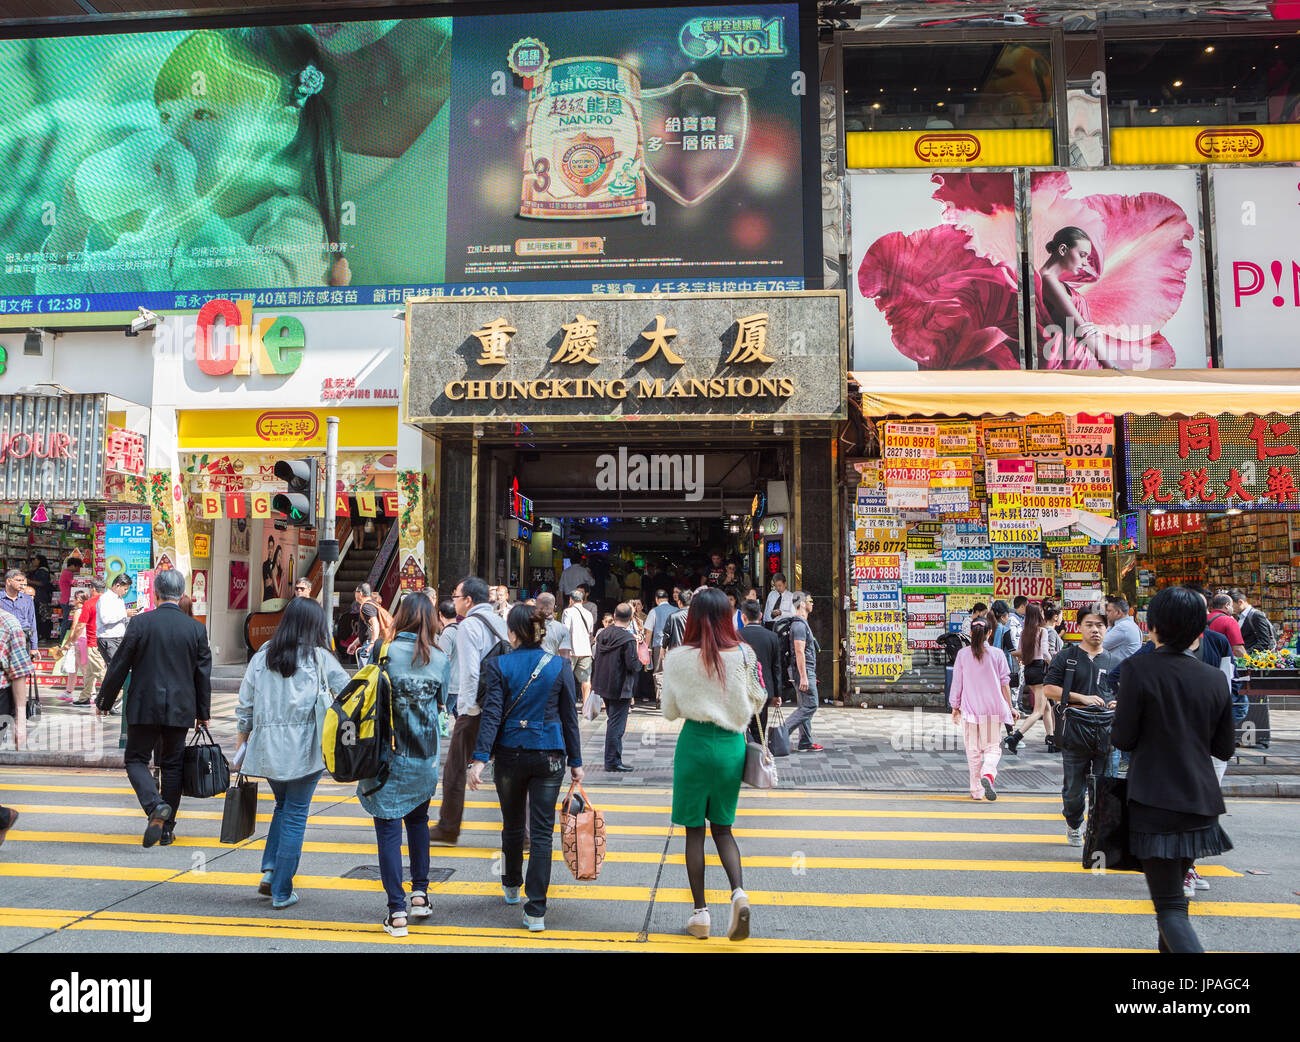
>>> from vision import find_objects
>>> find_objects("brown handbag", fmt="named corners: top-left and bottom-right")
top-left (559, 781), bottom-right (606, 881)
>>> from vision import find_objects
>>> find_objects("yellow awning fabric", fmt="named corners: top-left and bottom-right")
top-left (850, 369), bottom-right (1300, 418)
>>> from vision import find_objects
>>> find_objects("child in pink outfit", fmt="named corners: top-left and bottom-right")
top-left (950, 622), bottom-right (1019, 801)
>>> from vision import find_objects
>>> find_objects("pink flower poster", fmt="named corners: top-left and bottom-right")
top-left (1028, 169), bottom-right (1207, 370)
top-left (851, 172), bottom-right (1022, 371)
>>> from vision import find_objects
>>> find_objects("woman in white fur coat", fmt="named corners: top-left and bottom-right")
top-left (661, 587), bottom-right (767, 942)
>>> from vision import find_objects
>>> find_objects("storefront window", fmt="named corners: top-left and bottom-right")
top-left (843, 42), bottom-right (1055, 132)
top-left (1106, 36), bottom-right (1300, 127)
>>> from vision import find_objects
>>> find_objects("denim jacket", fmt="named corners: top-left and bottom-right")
top-left (472, 647), bottom-right (582, 766)
top-left (358, 634), bottom-right (450, 820)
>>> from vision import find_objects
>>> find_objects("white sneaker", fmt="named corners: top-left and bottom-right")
top-left (1183, 872), bottom-right (1197, 899)
top-left (1190, 868), bottom-right (1210, 891)
top-left (686, 908), bottom-right (710, 938)
top-left (1066, 826), bottom-right (1083, 847)
top-left (727, 889), bottom-right (750, 942)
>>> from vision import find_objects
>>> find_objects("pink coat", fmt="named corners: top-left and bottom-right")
top-left (950, 645), bottom-right (1014, 725)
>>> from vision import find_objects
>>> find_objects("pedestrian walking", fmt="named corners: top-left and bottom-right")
top-left (661, 587), bottom-right (766, 941)
top-left (762, 572), bottom-right (793, 625)
top-left (562, 589), bottom-right (595, 703)
top-left (536, 592), bottom-right (571, 660)
top-left (430, 576), bottom-right (507, 846)
top-left (1002, 603), bottom-right (1055, 755)
top-left (0, 607), bottom-right (35, 751)
top-left (57, 553), bottom-right (83, 641)
top-left (96, 573), bottom-right (134, 710)
top-left (55, 589), bottom-right (90, 703)
top-left (435, 598), bottom-right (460, 717)
top-left (236, 597), bottom-right (350, 910)
top-left (592, 602), bottom-right (640, 772)
top-left (467, 603), bottom-right (583, 932)
top-left (1104, 596), bottom-right (1143, 660)
top-left (950, 620), bottom-right (1018, 801)
top-left (737, 599), bottom-right (781, 745)
top-left (28, 555), bottom-right (54, 641)
top-left (0, 567), bottom-right (39, 653)
top-left (645, 588), bottom-right (675, 707)
top-left (662, 587), bottom-right (691, 651)
top-left (360, 594), bottom-right (449, 936)
top-left (352, 584), bottom-right (380, 667)
top-left (94, 569), bottom-right (212, 848)
top-left (784, 591), bottom-right (823, 753)
top-left (1043, 603), bottom-right (1118, 846)
top-left (1111, 586), bottom-right (1235, 954)
top-left (65, 579), bottom-right (105, 706)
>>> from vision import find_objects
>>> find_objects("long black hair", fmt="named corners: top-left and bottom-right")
top-left (265, 596), bottom-right (332, 677)
top-left (392, 592), bottom-right (438, 667)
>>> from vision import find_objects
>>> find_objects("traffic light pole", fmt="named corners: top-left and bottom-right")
top-left (321, 415), bottom-right (340, 620)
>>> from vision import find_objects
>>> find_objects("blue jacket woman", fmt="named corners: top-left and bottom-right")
top-left (359, 594), bottom-right (449, 938)
top-left (468, 603), bottom-right (583, 933)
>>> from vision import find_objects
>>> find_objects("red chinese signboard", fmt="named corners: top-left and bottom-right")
top-left (105, 426), bottom-right (145, 477)
top-left (1124, 413), bottom-right (1300, 510)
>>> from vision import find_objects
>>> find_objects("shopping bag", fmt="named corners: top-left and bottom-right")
top-left (1083, 773), bottom-right (1141, 873)
top-left (581, 690), bottom-right (603, 721)
top-left (52, 645), bottom-right (77, 677)
top-left (182, 725), bottom-right (230, 798)
top-left (219, 774), bottom-right (259, 844)
top-left (767, 703), bottom-right (791, 758)
top-left (559, 781), bottom-right (605, 880)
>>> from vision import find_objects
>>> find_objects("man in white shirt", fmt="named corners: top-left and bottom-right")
top-left (95, 574), bottom-right (134, 711)
top-left (563, 589), bottom-right (596, 701)
top-left (537, 592), bottom-right (572, 659)
top-left (762, 572), bottom-right (794, 626)
top-left (1103, 595), bottom-right (1143, 661)
top-left (559, 558), bottom-right (595, 600)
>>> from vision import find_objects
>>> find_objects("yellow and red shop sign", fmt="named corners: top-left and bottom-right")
top-left (1111, 123), bottom-right (1300, 166)
top-left (846, 128), bottom-right (1053, 169)
top-left (178, 407), bottom-right (397, 451)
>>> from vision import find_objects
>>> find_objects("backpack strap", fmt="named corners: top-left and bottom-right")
top-left (1060, 646), bottom-right (1082, 706)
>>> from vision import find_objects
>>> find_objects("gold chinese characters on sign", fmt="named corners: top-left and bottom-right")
top-left (550, 314), bottom-right (602, 365)
top-left (634, 314), bottom-right (684, 364)
top-left (725, 312), bottom-right (775, 364)
top-left (472, 318), bottom-right (516, 366)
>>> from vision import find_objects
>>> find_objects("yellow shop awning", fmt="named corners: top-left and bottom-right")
top-left (850, 369), bottom-right (1300, 418)
top-left (178, 406), bottom-right (397, 451)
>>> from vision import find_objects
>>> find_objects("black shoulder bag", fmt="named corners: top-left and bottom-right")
top-left (1082, 731), bottom-right (1141, 873)
top-left (1054, 648), bottom-right (1114, 755)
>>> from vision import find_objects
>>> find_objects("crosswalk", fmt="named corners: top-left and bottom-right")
top-left (1, 767), bottom-right (1295, 953)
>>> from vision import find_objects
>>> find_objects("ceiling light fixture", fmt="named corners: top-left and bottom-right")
top-left (1173, 80), bottom-right (1183, 87)
top-left (1204, 45), bottom-right (1215, 53)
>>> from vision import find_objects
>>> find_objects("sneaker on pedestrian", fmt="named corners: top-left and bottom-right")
top-left (980, 774), bottom-right (997, 801)
top-left (1000, 732), bottom-right (1020, 756)
top-left (258, 870), bottom-right (274, 897)
top-left (727, 889), bottom-right (750, 942)
top-left (1189, 867), bottom-right (1210, 891)
top-left (71, 698), bottom-right (90, 706)
top-left (798, 744), bottom-right (825, 753)
top-left (522, 912), bottom-right (545, 932)
top-left (409, 891), bottom-right (433, 919)
top-left (686, 908), bottom-right (710, 938)
top-left (271, 892), bottom-right (300, 910)
top-left (503, 886), bottom-right (521, 905)
top-left (383, 912), bottom-right (408, 937)
top-left (428, 825), bottom-right (459, 846)
top-left (1066, 825), bottom-right (1083, 847)
top-left (1183, 872), bottom-right (1197, 899)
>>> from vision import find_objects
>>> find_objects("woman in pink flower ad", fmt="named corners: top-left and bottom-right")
top-left (1036, 225), bottom-right (1103, 369)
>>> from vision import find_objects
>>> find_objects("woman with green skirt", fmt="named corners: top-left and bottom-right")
top-left (661, 587), bottom-right (767, 941)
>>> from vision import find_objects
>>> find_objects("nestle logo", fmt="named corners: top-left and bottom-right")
top-left (913, 133), bottom-right (981, 164)
top-left (1194, 128), bottom-right (1264, 160)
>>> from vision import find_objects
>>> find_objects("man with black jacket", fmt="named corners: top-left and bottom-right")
top-left (95, 568), bottom-right (212, 848)
top-left (592, 603), bottom-right (641, 772)
top-left (1231, 589), bottom-right (1275, 653)
top-left (738, 599), bottom-right (781, 744)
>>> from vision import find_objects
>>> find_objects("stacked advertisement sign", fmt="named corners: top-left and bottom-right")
top-left (848, 413), bottom-right (1120, 681)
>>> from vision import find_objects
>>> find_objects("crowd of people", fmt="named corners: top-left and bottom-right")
top-left (948, 583), bottom-right (1266, 953)
top-left (0, 549), bottom-right (1279, 952)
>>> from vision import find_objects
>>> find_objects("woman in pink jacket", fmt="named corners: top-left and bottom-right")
top-left (950, 619), bottom-right (1020, 801)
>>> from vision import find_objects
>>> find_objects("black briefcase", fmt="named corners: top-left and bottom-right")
top-left (220, 774), bottom-right (259, 844)
top-left (182, 725), bottom-right (231, 798)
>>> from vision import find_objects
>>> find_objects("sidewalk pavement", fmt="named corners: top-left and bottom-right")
top-left (4, 698), bottom-right (1297, 797)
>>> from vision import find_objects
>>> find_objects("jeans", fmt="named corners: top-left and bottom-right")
top-left (1231, 691), bottom-right (1249, 725)
top-left (652, 647), bottom-right (665, 702)
top-left (604, 697), bottom-right (631, 768)
top-left (436, 712), bottom-right (481, 835)
top-left (1140, 856), bottom-right (1202, 953)
top-left (357, 641), bottom-right (374, 668)
top-left (784, 678), bottom-right (818, 748)
top-left (261, 772), bottom-right (322, 903)
top-left (1061, 744), bottom-right (1108, 829)
top-left (124, 724), bottom-right (187, 820)
top-left (494, 747), bottom-right (565, 918)
top-left (373, 799), bottom-right (431, 915)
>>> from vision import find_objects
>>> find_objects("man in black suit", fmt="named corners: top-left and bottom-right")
top-left (592, 602), bottom-right (641, 772)
top-left (97, 568), bottom-right (212, 848)
top-left (739, 599), bottom-right (782, 744)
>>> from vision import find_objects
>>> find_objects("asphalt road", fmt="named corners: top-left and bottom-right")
top-left (1, 766), bottom-right (1297, 953)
